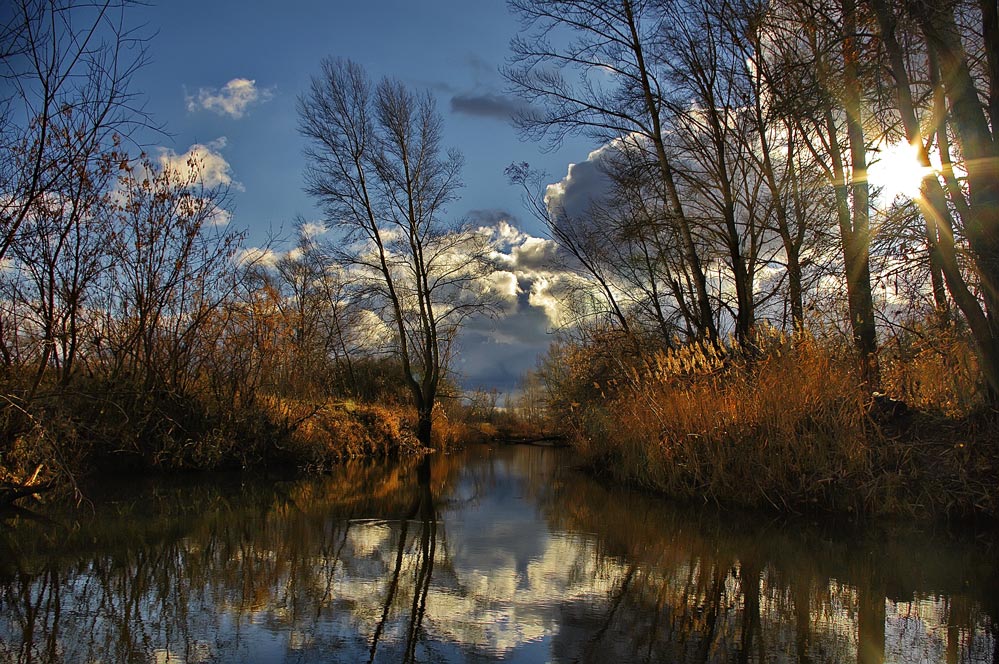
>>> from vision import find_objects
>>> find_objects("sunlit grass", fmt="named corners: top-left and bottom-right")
top-left (259, 395), bottom-right (422, 468)
top-left (551, 323), bottom-right (996, 518)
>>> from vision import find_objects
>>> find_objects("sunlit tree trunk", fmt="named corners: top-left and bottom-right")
top-left (840, 0), bottom-right (880, 389)
top-left (910, 0), bottom-right (999, 399)
top-left (868, 0), bottom-right (954, 320)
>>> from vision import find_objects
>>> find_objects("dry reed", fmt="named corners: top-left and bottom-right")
top-left (557, 326), bottom-right (997, 518)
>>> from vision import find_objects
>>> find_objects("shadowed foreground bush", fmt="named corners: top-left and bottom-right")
top-left (550, 327), bottom-right (998, 518)
top-left (0, 382), bottom-right (433, 500)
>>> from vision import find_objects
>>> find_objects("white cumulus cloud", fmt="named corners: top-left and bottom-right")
top-left (157, 138), bottom-right (241, 190)
top-left (237, 247), bottom-right (279, 268)
top-left (208, 207), bottom-right (232, 226)
top-left (300, 222), bottom-right (328, 239)
top-left (186, 78), bottom-right (273, 119)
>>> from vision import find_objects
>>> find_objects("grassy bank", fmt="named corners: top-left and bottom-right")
top-left (0, 383), bottom-right (464, 505)
top-left (545, 324), bottom-right (998, 519)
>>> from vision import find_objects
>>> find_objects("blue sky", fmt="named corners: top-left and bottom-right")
top-left (134, 0), bottom-right (590, 243)
top-left (128, 0), bottom-right (597, 393)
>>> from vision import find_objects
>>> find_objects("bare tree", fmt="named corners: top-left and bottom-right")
top-left (0, 0), bottom-right (148, 262)
top-left (867, 0), bottom-right (999, 399)
top-left (247, 223), bottom-right (371, 399)
top-left (6, 143), bottom-right (117, 397)
top-left (96, 155), bottom-right (241, 414)
top-left (749, 0), bottom-right (882, 386)
top-left (299, 58), bottom-right (495, 446)
top-left (505, 0), bottom-right (718, 340)
top-left (659, 0), bottom-right (772, 343)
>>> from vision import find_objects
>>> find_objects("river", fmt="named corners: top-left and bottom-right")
top-left (1, 444), bottom-right (996, 663)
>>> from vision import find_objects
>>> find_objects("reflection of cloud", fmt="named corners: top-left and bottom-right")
top-left (326, 471), bottom-right (623, 659)
top-left (186, 78), bottom-right (273, 118)
top-left (152, 644), bottom-right (212, 664)
top-left (348, 523), bottom-right (392, 557)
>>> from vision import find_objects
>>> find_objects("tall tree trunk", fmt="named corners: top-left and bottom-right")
top-left (840, 0), bottom-right (880, 389)
top-left (869, 0), bottom-right (952, 316)
top-left (913, 1), bottom-right (999, 399)
top-left (416, 406), bottom-right (433, 448)
top-left (623, 0), bottom-right (717, 340)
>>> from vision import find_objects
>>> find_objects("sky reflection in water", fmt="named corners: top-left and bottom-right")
top-left (1, 444), bottom-right (997, 663)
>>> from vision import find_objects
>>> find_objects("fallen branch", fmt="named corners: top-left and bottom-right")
top-left (0, 464), bottom-right (55, 507)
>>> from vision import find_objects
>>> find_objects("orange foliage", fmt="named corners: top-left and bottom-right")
top-left (259, 396), bottom-right (421, 469)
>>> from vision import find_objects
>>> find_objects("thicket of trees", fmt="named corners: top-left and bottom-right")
top-left (0, 5), bottom-right (493, 486)
top-left (3, 0), bottom-right (996, 512)
top-left (504, 0), bottom-right (999, 516)
top-left (505, 0), bottom-right (999, 399)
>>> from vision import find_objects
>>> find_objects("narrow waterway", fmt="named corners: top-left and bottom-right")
top-left (1, 444), bottom-right (996, 663)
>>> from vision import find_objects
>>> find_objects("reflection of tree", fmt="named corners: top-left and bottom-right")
top-left (1, 446), bottom-right (997, 663)
top-left (576, 563), bottom-right (637, 661)
top-left (368, 455), bottom-right (438, 664)
top-left (536, 448), bottom-right (999, 664)
top-left (0, 456), bottom-right (460, 663)
top-left (857, 560), bottom-right (886, 664)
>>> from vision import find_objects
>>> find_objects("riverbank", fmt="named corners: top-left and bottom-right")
top-left (574, 409), bottom-right (998, 521)
top-left (544, 328), bottom-right (999, 520)
top-left (0, 393), bottom-right (459, 509)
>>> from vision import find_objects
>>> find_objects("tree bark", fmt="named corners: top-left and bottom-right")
top-left (840, 0), bottom-right (880, 389)
top-left (912, 1), bottom-right (999, 398)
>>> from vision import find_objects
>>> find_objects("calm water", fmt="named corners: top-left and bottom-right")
top-left (1, 444), bottom-right (997, 663)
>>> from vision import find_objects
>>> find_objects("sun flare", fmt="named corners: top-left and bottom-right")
top-left (867, 139), bottom-right (935, 201)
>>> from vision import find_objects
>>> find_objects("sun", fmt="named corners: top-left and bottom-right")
top-left (867, 139), bottom-right (936, 202)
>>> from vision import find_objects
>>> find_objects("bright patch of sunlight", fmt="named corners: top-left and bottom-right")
top-left (868, 139), bottom-right (935, 202)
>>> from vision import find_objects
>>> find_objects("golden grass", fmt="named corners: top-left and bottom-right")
top-left (430, 405), bottom-right (475, 450)
top-left (259, 396), bottom-right (421, 469)
top-left (556, 326), bottom-right (997, 518)
top-left (880, 318), bottom-right (981, 417)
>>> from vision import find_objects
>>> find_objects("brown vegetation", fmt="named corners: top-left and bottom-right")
top-left (262, 396), bottom-right (420, 467)
top-left (506, 0), bottom-right (999, 518)
top-left (0, 14), bottom-right (498, 502)
top-left (543, 324), bottom-right (997, 518)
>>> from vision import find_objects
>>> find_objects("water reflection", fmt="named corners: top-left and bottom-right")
top-left (0, 445), bottom-right (996, 663)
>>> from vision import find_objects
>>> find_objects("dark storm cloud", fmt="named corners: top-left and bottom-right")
top-left (510, 237), bottom-right (559, 270)
top-left (453, 219), bottom-right (580, 392)
top-left (467, 208), bottom-right (518, 226)
top-left (457, 279), bottom-right (557, 392)
top-left (450, 92), bottom-right (529, 121)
